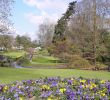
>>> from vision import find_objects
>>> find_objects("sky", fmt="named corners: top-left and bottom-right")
top-left (12, 0), bottom-right (77, 40)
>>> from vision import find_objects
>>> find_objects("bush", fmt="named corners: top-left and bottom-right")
top-left (17, 57), bottom-right (30, 65)
top-left (0, 55), bottom-right (13, 67)
top-left (69, 55), bottom-right (93, 69)
top-left (95, 62), bottom-right (108, 70)
top-left (60, 53), bottom-right (94, 69)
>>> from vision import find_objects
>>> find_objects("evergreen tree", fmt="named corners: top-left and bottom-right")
top-left (52, 1), bottom-right (76, 43)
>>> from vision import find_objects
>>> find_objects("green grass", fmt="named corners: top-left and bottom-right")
top-left (3, 51), bottom-right (26, 58)
top-left (27, 61), bottom-right (61, 66)
top-left (0, 67), bottom-right (110, 84)
top-left (32, 56), bottom-right (59, 63)
top-left (22, 55), bottom-right (62, 67)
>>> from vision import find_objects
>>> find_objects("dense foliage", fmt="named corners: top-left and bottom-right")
top-left (51, 0), bottom-right (110, 69)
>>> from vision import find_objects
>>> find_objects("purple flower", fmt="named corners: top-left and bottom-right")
top-left (14, 93), bottom-right (18, 98)
top-left (0, 85), bottom-right (3, 92)
top-left (68, 80), bottom-right (73, 85)
top-left (27, 80), bottom-right (32, 84)
top-left (51, 81), bottom-right (58, 87)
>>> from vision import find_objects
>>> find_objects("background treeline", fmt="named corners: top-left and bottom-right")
top-left (1, 0), bottom-right (110, 70)
top-left (0, 34), bottom-right (38, 50)
top-left (37, 0), bottom-right (110, 70)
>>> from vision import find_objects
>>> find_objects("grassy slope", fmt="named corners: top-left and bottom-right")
top-left (2, 51), bottom-right (61, 66)
top-left (0, 67), bottom-right (110, 84)
top-left (23, 55), bottom-right (62, 67)
top-left (3, 51), bottom-right (25, 58)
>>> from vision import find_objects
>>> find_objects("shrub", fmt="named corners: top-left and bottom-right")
top-left (17, 57), bottom-right (30, 65)
top-left (60, 53), bottom-right (94, 69)
top-left (95, 62), bottom-right (108, 70)
top-left (69, 56), bottom-right (94, 69)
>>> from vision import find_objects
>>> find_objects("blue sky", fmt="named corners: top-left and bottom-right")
top-left (12, 0), bottom-right (77, 39)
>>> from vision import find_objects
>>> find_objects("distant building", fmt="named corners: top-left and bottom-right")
top-left (12, 46), bottom-right (24, 50)
top-left (35, 47), bottom-right (41, 51)
top-left (0, 47), bottom-right (6, 51)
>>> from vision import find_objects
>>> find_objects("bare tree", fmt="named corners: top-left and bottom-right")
top-left (68, 0), bottom-right (110, 66)
top-left (37, 20), bottom-right (55, 48)
top-left (0, 0), bottom-right (14, 50)
top-left (0, 0), bottom-right (14, 33)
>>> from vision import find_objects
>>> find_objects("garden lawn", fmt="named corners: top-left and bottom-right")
top-left (3, 51), bottom-right (26, 59)
top-left (22, 55), bottom-right (63, 68)
top-left (0, 67), bottom-right (110, 84)
top-left (32, 56), bottom-right (59, 63)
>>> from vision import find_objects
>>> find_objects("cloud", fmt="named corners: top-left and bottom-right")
top-left (23, 0), bottom-right (68, 12)
top-left (25, 11), bottom-right (59, 26)
top-left (23, 0), bottom-right (73, 26)
top-left (22, 0), bottom-right (76, 40)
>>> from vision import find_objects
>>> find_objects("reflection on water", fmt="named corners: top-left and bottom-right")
top-left (12, 62), bottom-right (23, 68)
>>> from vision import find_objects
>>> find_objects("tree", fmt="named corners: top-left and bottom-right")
top-left (52, 1), bottom-right (76, 57)
top-left (68, 0), bottom-right (110, 67)
top-left (52, 1), bottom-right (76, 44)
top-left (0, 34), bottom-right (14, 50)
top-left (0, 0), bottom-right (14, 34)
top-left (15, 35), bottom-right (22, 49)
top-left (0, 0), bottom-right (14, 50)
top-left (37, 20), bottom-right (55, 48)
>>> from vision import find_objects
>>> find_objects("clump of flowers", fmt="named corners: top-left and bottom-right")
top-left (0, 77), bottom-right (110, 100)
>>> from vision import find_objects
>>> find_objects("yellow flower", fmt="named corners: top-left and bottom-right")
top-left (47, 98), bottom-right (52, 100)
top-left (101, 93), bottom-right (105, 97)
top-left (19, 97), bottom-right (24, 100)
top-left (85, 85), bottom-right (89, 88)
top-left (18, 86), bottom-right (21, 89)
top-left (89, 83), bottom-right (97, 89)
top-left (42, 85), bottom-right (50, 90)
top-left (3, 86), bottom-right (8, 92)
top-left (90, 85), bottom-right (93, 89)
top-left (80, 79), bottom-right (86, 83)
top-left (71, 78), bottom-right (74, 81)
top-left (60, 88), bottom-right (66, 93)
top-left (92, 83), bottom-right (97, 88)
top-left (4, 86), bottom-right (8, 90)
top-left (82, 85), bottom-right (85, 88)
top-left (100, 80), bottom-right (106, 84)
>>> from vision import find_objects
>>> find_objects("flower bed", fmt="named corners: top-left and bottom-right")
top-left (0, 77), bottom-right (110, 100)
